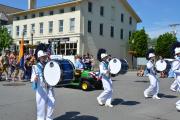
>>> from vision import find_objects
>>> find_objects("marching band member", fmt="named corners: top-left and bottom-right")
top-left (31, 50), bottom-right (55, 120)
top-left (171, 47), bottom-right (180, 111)
top-left (144, 51), bottom-right (161, 99)
top-left (170, 55), bottom-right (179, 92)
top-left (97, 49), bottom-right (113, 107)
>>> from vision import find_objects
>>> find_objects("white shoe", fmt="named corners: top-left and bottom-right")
top-left (97, 97), bottom-right (103, 106)
top-left (176, 105), bottom-right (180, 111)
top-left (153, 95), bottom-right (161, 100)
top-left (105, 104), bottom-right (113, 108)
top-left (170, 88), bottom-right (176, 92)
top-left (144, 92), bottom-right (149, 98)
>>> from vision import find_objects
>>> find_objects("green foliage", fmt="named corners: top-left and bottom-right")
top-left (155, 33), bottom-right (176, 58)
top-left (129, 29), bottom-right (148, 57)
top-left (0, 26), bottom-right (13, 52)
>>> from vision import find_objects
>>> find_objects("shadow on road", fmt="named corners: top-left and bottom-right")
top-left (112, 98), bottom-right (140, 106)
top-left (158, 93), bottom-right (177, 98)
top-left (134, 80), bottom-right (149, 83)
top-left (54, 111), bottom-right (98, 120)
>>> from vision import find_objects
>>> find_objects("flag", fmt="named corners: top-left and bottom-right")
top-left (18, 36), bottom-right (24, 68)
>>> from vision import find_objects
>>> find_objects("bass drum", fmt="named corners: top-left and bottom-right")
top-left (118, 59), bottom-right (129, 74)
top-left (109, 58), bottom-right (128, 77)
top-left (155, 60), bottom-right (167, 72)
top-left (43, 59), bottom-right (75, 86)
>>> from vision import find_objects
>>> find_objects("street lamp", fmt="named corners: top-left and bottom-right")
top-left (131, 39), bottom-right (134, 69)
top-left (31, 30), bottom-right (34, 45)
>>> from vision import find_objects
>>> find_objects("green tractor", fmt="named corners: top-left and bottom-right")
top-left (70, 69), bottom-right (102, 91)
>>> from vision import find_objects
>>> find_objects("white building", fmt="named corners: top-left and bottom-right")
top-left (10, 0), bottom-right (141, 60)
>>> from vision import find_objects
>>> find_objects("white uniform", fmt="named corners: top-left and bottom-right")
top-left (144, 60), bottom-right (159, 97)
top-left (170, 58), bottom-right (180, 92)
top-left (97, 61), bottom-right (113, 105)
top-left (171, 60), bottom-right (180, 110)
top-left (31, 62), bottom-right (55, 120)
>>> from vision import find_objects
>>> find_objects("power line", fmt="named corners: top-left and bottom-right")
top-left (169, 23), bottom-right (180, 36)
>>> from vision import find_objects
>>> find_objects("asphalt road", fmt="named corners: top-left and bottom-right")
top-left (0, 72), bottom-right (179, 120)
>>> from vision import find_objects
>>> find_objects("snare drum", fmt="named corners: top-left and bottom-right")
top-left (109, 58), bottom-right (128, 76)
top-left (155, 60), bottom-right (167, 72)
top-left (43, 59), bottom-right (75, 86)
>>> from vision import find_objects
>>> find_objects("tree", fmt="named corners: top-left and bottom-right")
top-left (148, 38), bottom-right (157, 48)
top-left (129, 29), bottom-right (148, 57)
top-left (0, 26), bottom-right (13, 52)
top-left (155, 33), bottom-right (176, 58)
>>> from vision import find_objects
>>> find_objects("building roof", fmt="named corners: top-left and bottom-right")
top-left (9, 0), bottom-right (141, 23)
top-left (0, 4), bottom-right (23, 14)
top-left (120, 0), bottom-right (141, 23)
top-left (9, 0), bottom-right (82, 16)
top-left (0, 4), bottom-right (23, 24)
top-left (0, 12), bottom-right (8, 21)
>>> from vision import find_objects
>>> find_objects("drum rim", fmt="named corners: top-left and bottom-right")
top-left (155, 60), bottom-right (167, 71)
top-left (43, 60), bottom-right (61, 86)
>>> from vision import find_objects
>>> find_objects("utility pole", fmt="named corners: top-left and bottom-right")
top-left (169, 24), bottom-right (180, 37)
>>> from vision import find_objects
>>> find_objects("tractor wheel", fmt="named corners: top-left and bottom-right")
top-left (80, 80), bottom-right (91, 91)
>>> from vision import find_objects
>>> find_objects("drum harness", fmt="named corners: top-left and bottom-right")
top-left (36, 63), bottom-right (50, 90)
top-left (172, 59), bottom-right (180, 71)
top-left (101, 61), bottom-right (110, 78)
top-left (147, 60), bottom-right (156, 75)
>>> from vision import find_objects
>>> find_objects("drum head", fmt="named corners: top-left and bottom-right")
top-left (155, 60), bottom-right (167, 72)
top-left (109, 58), bottom-right (121, 75)
top-left (44, 61), bottom-right (61, 86)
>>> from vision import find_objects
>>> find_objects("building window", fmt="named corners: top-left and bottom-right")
top-left (121, 13), bottom-right (124, 23)
top-left (88, 20), bottom-right (92, 33)
top-left (129, 17), bottom-right (132, 25)
top-left (70, 18), bottom-right (75, 32)
top-left (23, 25), bottom-right (27, 36)
top-left (120, 29), bottom-right (123, 40)
top-left (16, 26), bottom-right (19, 36)
top-left (16, 16), bottom-right (20, 20)
top-left (59, 20), bottom-right (64, 32)
top-left (71, 7), bottom-right (76, 12)
top-left (31, 14), bottom-right (35, 18)
top-left (59, 9), bottom-right (64, 13)
top-left (49, 11), bottom-right (54, 15)
top-left (24, 15), bottom-right (27, 19)
top-left (49, 21), bottom-right (53, 33)
top-left (100, 6), bottom-right (104, 16)
top-left (129, 31), bottom-right (132, 39)
top-left (60, 43), bottom-right (77, 55)
top-left (31, 24), bottom-right (35, 33)
top-left (39, 12), bottom-right (44, 17)
top-left (110, 26), bottom-right (114, 38)
top-left (88, 2), bottom-right (92, 12)
top-left (39, 22), bottom-right (43, 34)
top-left (100, 23), bottom-right (103, 36)
top-left (111, 6), bottom-right (115, 21)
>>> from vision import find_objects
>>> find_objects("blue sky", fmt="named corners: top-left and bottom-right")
top-left (0, 0), bottom-right (180, 39)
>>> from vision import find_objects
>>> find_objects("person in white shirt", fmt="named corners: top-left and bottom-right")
top-left (171, 47), bottom-right (180, 111)
top-left (97, 53), bottom-right (113, 107)
top-left (144, 52), bottom-right (161, 100)
top-left (31, 50), bottom-right (55, 120)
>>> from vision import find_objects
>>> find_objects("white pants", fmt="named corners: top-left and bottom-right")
top-left (170, 78), bottom-right (179, 91)
top-left (144, 75), bottom-right (159, 96)
top-left (176, 100), bottom-right (180, 106)
top-left (36, 86), bottom-right (55, 120)
top-left (97, 77), bottom-right (113, 105)
top-left (175, 78), bottom-right (180, 110)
